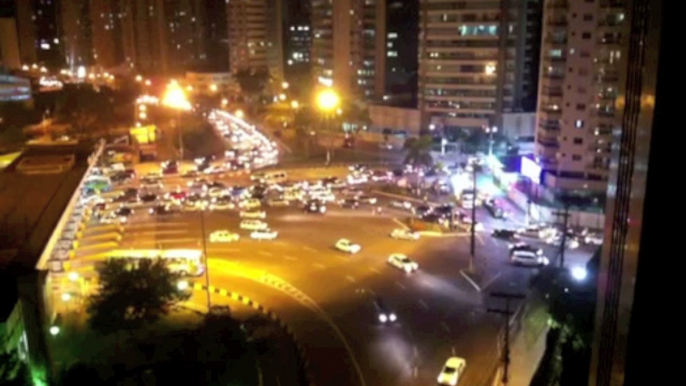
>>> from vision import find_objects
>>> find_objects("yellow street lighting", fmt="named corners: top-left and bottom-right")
top-left (209, 83), bottom-right (218, 92)
top-left (291, 100), bottom-right (300, 109)
top-left (336, 108), bottom-right (343, 116)
top-left (235, 109), bottom-right (245, 119)
top-left (282, 81), bottom-right (289, 89)
top-left (316, 89), bottom-right (340, 112)
top-left (135, 74), bottom-right (143, 82)
top-left (485, 63), bottom-right (496, 75)
top-left (161, 81), bottom-right (192, 111)
top-left (221, 98), bottom-right (228, 106)
top-left (145, 79), bottom-right (152, 86)
top-left (67, 272), bottom-right (79, 281)
top-left (278, 93), bottom-right (287, 101)
top-left (139, 111), bottom-right (147, 120)
top-left (139, 104), bottom-right (147, 111)
top-left (176, 280), bottom-right (189, 291)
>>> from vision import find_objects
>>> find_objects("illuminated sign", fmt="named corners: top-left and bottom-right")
top-left (130, 125), bottom-right (157, 144)
top-left (520, 156), bottom-right (542, 184)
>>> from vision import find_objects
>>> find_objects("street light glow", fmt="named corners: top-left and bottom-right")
top-left (235, 110), bottom-right (245, 119)
top-left (210, 83), bottom-right (218, 92)
top-left (571, 267), bottom-right (588, 281)
top-left (61, 293), bottom-right (72, 302)
top-left (291, 100), bottom-right (299, 109)
top-left (279, 93), bottom-right (287, 101)
top-left (485, 63), bottom-right (496, 75)
top-left (316, 89), bottom-right (340, 112)
top-left (67, 272), bottom-right (79, 281)
top-left (49, 326), bottom-right (60, 336)
top-left (161, 81), bottom-right (192, 111)
top-left (282, 81), bottom-right (289, 89)
top-left (177, 280), bottom-right (189, 291)
top-left (135, 75), bottom-right (143, 82)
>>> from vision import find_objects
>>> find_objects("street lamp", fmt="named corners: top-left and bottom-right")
top-left (484, 126), bottom-right (498, 157)
top-left (278, 93), bottom-right (287, 101)
top-left (571, 267), bottom-right (588, 281)
top-left (209, 83), bottom-right (218, 92)
top-left (135, 75), bottom-right (143, 82)
top-left (282, 81), bottom-right (289, 89)
top-left (235, 109), bottom-right (245, 119)
top-left (291, 100), bottom-right (300, 109)
top-left (162, 81), bottom-right (191, 159)
top-left (316, 88), bottom-right (340, 165)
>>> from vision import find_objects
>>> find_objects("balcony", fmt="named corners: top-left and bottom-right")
top-left (541, 87), bottom-right (563, 97)
top-left (547, 19), bottom-right (568, 27)
top-left (539, 108), bottom-right (562, 119)
top-left (539, 120), bottom-right (561, 132)
top-left (537, 138), bottom-right (560, 149)
top-left (546, 0), bottom-right (569, 9)
top-left (542, 55), bottom-right (566, 63)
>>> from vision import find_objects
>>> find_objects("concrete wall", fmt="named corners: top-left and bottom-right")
top-left (507, 186), bottom-right (605, 230)
top-left (368, 105), bottom-right (420, 134)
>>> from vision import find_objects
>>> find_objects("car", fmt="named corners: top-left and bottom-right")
top-left (139, 193), bottom-right (157, 203)
top-left (390, 228), bottom-right (420, 240)
top-left (181, 170), bottom-right (199, 179)
top-left (113, 207), bottom-right (133, 217)
top-left (239, 198), bottom-right (261, 210)
top-left (388, 200), bottom-right (413, 210)
top-left (387, 254), bottom-right (418, 273)
top-left (209, 198), bottom-right (235, 210)
top-left (484, 198), bottom-right (505, 218)
top-left (584, 233), bottom-right (603, 245)
top-left (209, 305), bottom-right (231, 315)
top-left (491, 229), bottom-right (519, 240)
top-left (516, 224), bottom-right (548, 239)
top-left (98, 213), bottom-right (124, 224)
top-left (240, 220), bottom-right (268, 231)
top-left (303, 200), bottom-right (326, 214)
top-left (267, 198), bottom-right (289, 207)
top-left (372, 297), bottom-right (397, 324)
top-left (335, 239), bottom-right (361, 254)
top-left (149, 205), bottom-right (177, 216)
top-left (413, 204), bottom-right (433, 216)
top-left (437, 357), bottom-right (467, 386)
top-left (544, 234), bottom-right (581, 249)
top-left (250, 229), bottom-right (278, 240)
top-left (284, 191), bottom-right (302, 201)
top-left (349, 164), bottom-right (368, 173)
top-left (240, 210), bottom-right (266, 219)
top-left (339, 198), bottom-right (359, 209)
top-left (357, 194), bottom-right (377, 204)
top-left (346, 173), bottom-right (368, 185)
top-left (510, 248), bottom-right (549, 267)
top-left (208, 187), bottom-right (226, 198)
top-left (321, 177), bottom-right (346, 189)
top-left (209, 230), bottom-right (240, 243)
top-left (378, 142), bottom-right (393, 150)
top-left (509, 242), bottom-right (543, 256)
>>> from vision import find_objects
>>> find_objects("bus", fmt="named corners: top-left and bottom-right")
top-left (105, 249), bottom-right (205, 277)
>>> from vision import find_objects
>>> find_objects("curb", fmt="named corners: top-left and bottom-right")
top-left (460, 270), bottom-right (482, 292)
top-left (189, 283), bottom-right (315, 386)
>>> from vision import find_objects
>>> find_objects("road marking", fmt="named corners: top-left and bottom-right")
top-left (369, 267), bottom-right (381, 275)
top-left (345, 275), bottom-right (356, 283)
top-left (283, 255), bottom-right (297, 261)
top-left (313, 263), bottom-right (326, 270)
top-left (207, 247), bottom-right (240, 253)
top-left (481, 271), bottom-right (502, 291)
top-left (395, 281), bottom-right (407, 290)
top-left (125, 230), bottom-right (188, 236)
top-left (302, 246), bottom-right (318, 253)
top-left (418, 299), bottom-right (429, 310)
top-left (451, 346), bottom-right (456, 356)
top-left (440, 321), bottom-right (451, 333)
top-left (258, 251), bottom-right (273, 257)
top-left (392, 218), bottom-right (409, 229)
top-left (476, 233), bottom-right (485, 246)
top-left (413, 366), bottom-right (418, 378)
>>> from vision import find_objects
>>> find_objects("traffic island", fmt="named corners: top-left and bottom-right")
top-left (459, 268), bottom-right (503, 292)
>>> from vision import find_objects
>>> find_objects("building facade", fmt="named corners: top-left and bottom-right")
top-left (61, 0), bottom-right (93, 69)
top-left (0, 18), bottom-right (21, 69)
top-left (227, 0), bottom-right (284, 83)
top-left (14, 0), bottom-right (63, 68)
top-left (311, 0), bottom-right (386, 101)
top-left (284, 0), bottom-right (311, 95)
top-left (418, 0), bottom-right (542, 134)
top-left (204, 0), bottom-right (230, 71)
top-left (384, 0), bottom-right (418, 105)
top-left (534, 0), bottom-right (625, 194)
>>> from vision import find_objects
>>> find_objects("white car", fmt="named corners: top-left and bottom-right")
top-left (387, 254), bottom-right (419, 273)
top-left (240, 210), bottom-right (266, 219)
top-left (208, 187), bottom-right (226, 198)
top-left (346, 174), bottom-right (368, 184)
top-left (267, 198), bottom-right (289, 207)
top-left (250, 229), bottom-right (278, 240)
top-left (209, 230), bottom-right (240, 243)
top-left (335, 239), bottom-right (361, 254)
top-left (239, 198), bottom-right (261, 210)
top-left (240, 220), bottom-right (268, 231)
top-left (390, 228), bottom-right (420, 240)
top-left (437, 357), bottom-right (467, 386)
top-left (209, 200), bottom-right (235, 210)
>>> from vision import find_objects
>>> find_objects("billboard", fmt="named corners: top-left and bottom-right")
top-left (520, 156), bottom-right (542, 184)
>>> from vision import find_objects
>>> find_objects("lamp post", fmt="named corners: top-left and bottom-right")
top-left (316, 88), bottom-right (340, 165)
top-left (484, 126), bottom-right (498, 157)
top-left (161, 81), bottom-right (191, 160)
top-left (200, 211), bottom-right (211, 310)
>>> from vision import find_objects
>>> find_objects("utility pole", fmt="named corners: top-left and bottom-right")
top-left (552, 202), bottom-right (571, 268)
top-left (200, 212), bottom-right (211, 310)
top-left (488, 292), bottom-right (525, 385)
top-left (469, 165), bottom-right (477, 271)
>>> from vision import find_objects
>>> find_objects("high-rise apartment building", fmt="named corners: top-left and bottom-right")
top-left (14, 0), bottom-right (63, 68)
top-left (588, 0), bottom-right (667, 384)
top-left (227, 0), bottom-right (284, 83)
top-left (284, 0), bottom-right (311, 93)
top-left (89, 0), bottom-right (126, 70)
top-left (385, 0), bottom-right (418, 104)
top-left (120, 0), bottom-right (168, 74)
top-left (61, 0), bottom-right (93, 69)
top-left (163, 0), bottom-right (207, 74)
top-left (418, 0), bottom-right (542, 133)
top-left (311, 0), bottom-right (386, 100)
top-left (204, 0), bottom-right (230, 71)
top-left (0, 18), bottom-right (21, 69)
top-left (534, 0), bottom-right (625, 194)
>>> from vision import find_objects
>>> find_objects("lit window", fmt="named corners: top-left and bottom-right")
top-left (575, 120), bottom-right (584, 128)
top-left (387, 32), bottom-right (398, 39)
top-left (387, 51), bottom-right (398, 57)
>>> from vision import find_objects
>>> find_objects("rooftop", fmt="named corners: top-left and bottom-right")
top-left (0, 141), bottom-right (95, 272)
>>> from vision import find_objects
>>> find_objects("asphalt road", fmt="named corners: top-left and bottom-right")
top-left (70, 172), bottom-right (596, 386)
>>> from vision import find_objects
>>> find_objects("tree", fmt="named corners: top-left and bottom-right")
top-left (403, 135), bottom-right (434, 166)
top-left (54, 85), bottom-right (117, 138)
top-left (234, 68), bottom-right (270, 98)
top-left (0, 350), bottom-right (31, 386)
top-left (87, 259), bottom-right (190, 336)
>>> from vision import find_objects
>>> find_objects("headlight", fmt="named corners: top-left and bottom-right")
top-left (404, 266), bottom-right (412, 273)
top-left (378, 314), bottom-right (388, 323)
top-left (389, 313), bottom-right (397, 322)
